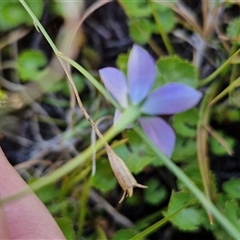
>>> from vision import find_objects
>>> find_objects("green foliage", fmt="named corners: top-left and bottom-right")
top-left (112, 229), bottom-right (138, 240)
top-left (17, 49), bottom-right (47, 81)
top-left (120, 0), bottom-right (175, 44)
top-left (180, 165), bottom-right (204, 190)
top-left (172, 109), bottom-right (199, 137)
top-left (31, 179), bottom-right (76, 239)
top-left (144, 179), bottom-right (167, 205)
top-left (116, 52), bottom-right (129, 75)
top-left (172, 137), bottom-right (197, 162)
top-left (51, 73), bottom-right (85, 96)
top-left (114, 130), bottom-right (156, 173)
top-left (0, 89), bottom-right (8, 102)
top-left (0, 0), bottom-right (43, 30)
top-left (152, 2), bottom-right (176, 33)
top-left (126, 193), bottom-right (142, 206)
top-left (223, 178), bottom-right (240, 200)
top-left (156, 56), bottom-right (198, 88)
top-left (213, 105), bottom-right (240, 122)
top-left (5, 1), bottom-right (240, 239)
top-left (209, 131), bottom-right (235, 156)
top-left (116, 50), bottom-right (198, 92)
top-left (119, 1), bottom-right (151, 18)
top-left (164, 192), bottom-right (203, 231)
top-left (203, 194), bottom-right (240, 240)
top-left (55, 218), bottom-right (75, 240)
top-left (129, 18), bottom-right (157, 45)
top-left (227, 17), bottom-right (240, 43)
top-left (36, 184), bottom-right (59, 203)
top-left (224, 200), bottom-right (240, 230)
top-left (114, 143), bottom-right (152, 174)
top-left (92, 159), bottom-right (117, 193)
top-left (172, 109), bottom-right (199, 162)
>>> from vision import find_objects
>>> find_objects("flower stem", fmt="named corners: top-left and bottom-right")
top-left (0, 105), bottom-right (141, 206)
top-left (196, 81), bottom-right (219, 224)
top-left (199, 48), bottom-right (240, 87)
top-left (134, 126), bottom-right (240, 240)
top-left (148, 0), bottom-right (174, 55)
top-left (19, 0), bottom-right (119, 110)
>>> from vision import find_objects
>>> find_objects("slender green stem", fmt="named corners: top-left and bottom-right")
top-left (196, 82), bottom-right (219, 223)
top-left (199, 48), bottom-right (240, 87)
top-left (131, 199), bottom-right (196, 240)
top-left (57, 53), bottom-right (119, 109)
top-left (78, 178), bottom-right (92, 238)
top-left (209, 76), bottom-right (240, 106)
top-left (0, 105), bottom-right (140, 205)
top-left (134, 126), bottom-right (240, 240)
top-left (148, 0), bottom-right (174, 55)
top-left (19, 0), bottom-right (57, 53)
top-left (19, 0), bottom-right (119, 110)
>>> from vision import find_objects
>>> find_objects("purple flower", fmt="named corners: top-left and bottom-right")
top-left (99, 44), bottom-right (202, 157)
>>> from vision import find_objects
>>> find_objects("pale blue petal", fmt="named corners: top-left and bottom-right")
top-left (99, 67), bottom-right (128, 108)
top-left (142, 83), bottom-right (202, 115)
top-left (139, 117), bottom-right (175, 157)
top-left (113, 109), bottom-right (132, 129)
top-left (113, 109), bottom-right (121, 125)
top-left (128, 44), bottom-right (156, 104)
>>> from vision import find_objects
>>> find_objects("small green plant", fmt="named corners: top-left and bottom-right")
top-left (1, 0), bottom-right (240, 239)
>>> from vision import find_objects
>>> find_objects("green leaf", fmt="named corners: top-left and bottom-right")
top-left (179, 165), bottom-right (204, 191)
top-left (172, 137), bottom-right (197, 162)
top-left (209, 131), bottom-right (235, 156)
top-left (164, 192), bottom-right (203, 231)
top-left (227, 17), bottom-right (240, 43)
top-left (92, 159), bottom-right (117, 193)
top-left (55, 218), bottom-right (75, 240)
top-left (202, 194), bottom-right (240, 238)
top-left (223, 178), bottom-right (240, 200)
top-left (114, 130), bottom-right (155, 173)
top-left (126, 193), bottom-right (141, 206)
top-left (112, 229), bottom-right (138, 240)
top-left (172, 109), bottom-right (199, 137)
top-left (129, 18), bottom-right (157, 44)
top-left (153, 2), bottom-right (176, 33)
top-left (119, 0), bottom-right (151, 18)
top-left (213, 105), bottom-right (240, 122)
top-left (51, 73), bottom-right (85, 96)
top-left (17, 49), bottom-right (47, 81)
top-left (0, 89), bottom-right (8, 101)
top-left (116, 52), bottom-right (129, 75)
top-left (0, 0), bottom-right (43, 30)
top-left (156, 56), bottom-right (198, 88)
top-left (114, 144), bottom-right (152, 174)
top-left (144, 179), bottom-right (167, 205)
top-left (224, 200), bottom-right (240, 230)
top-left (35, 184), bottom-right (59, 203)
top-left (48, 201), bottom-right (69, 215)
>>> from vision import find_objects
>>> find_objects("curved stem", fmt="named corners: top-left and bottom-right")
top-left (148, 0), bottom-right (174, 55)
top-left (199, 48), bottom-right (240, 87)
top-left (134, 126), bottom-right (240, 239)
top-left (0, 105), bottom-right (140, 205)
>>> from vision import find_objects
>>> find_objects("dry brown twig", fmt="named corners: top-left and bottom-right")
top-left (58, 55), bottom-right (147, 203)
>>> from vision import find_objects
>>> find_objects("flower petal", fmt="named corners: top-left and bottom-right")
top-left (142, 83), bottom-right (202, 115)
top-left (128, 44), bottom-right (156, 104)
top-left (99, 67), bottom-right (128, 108)
top-left (113, 109), bottom-right (121, 125)
top-left (113, 109), bottom-right (132, 129)
top-left (139, 117), bottom-right (175, 157)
